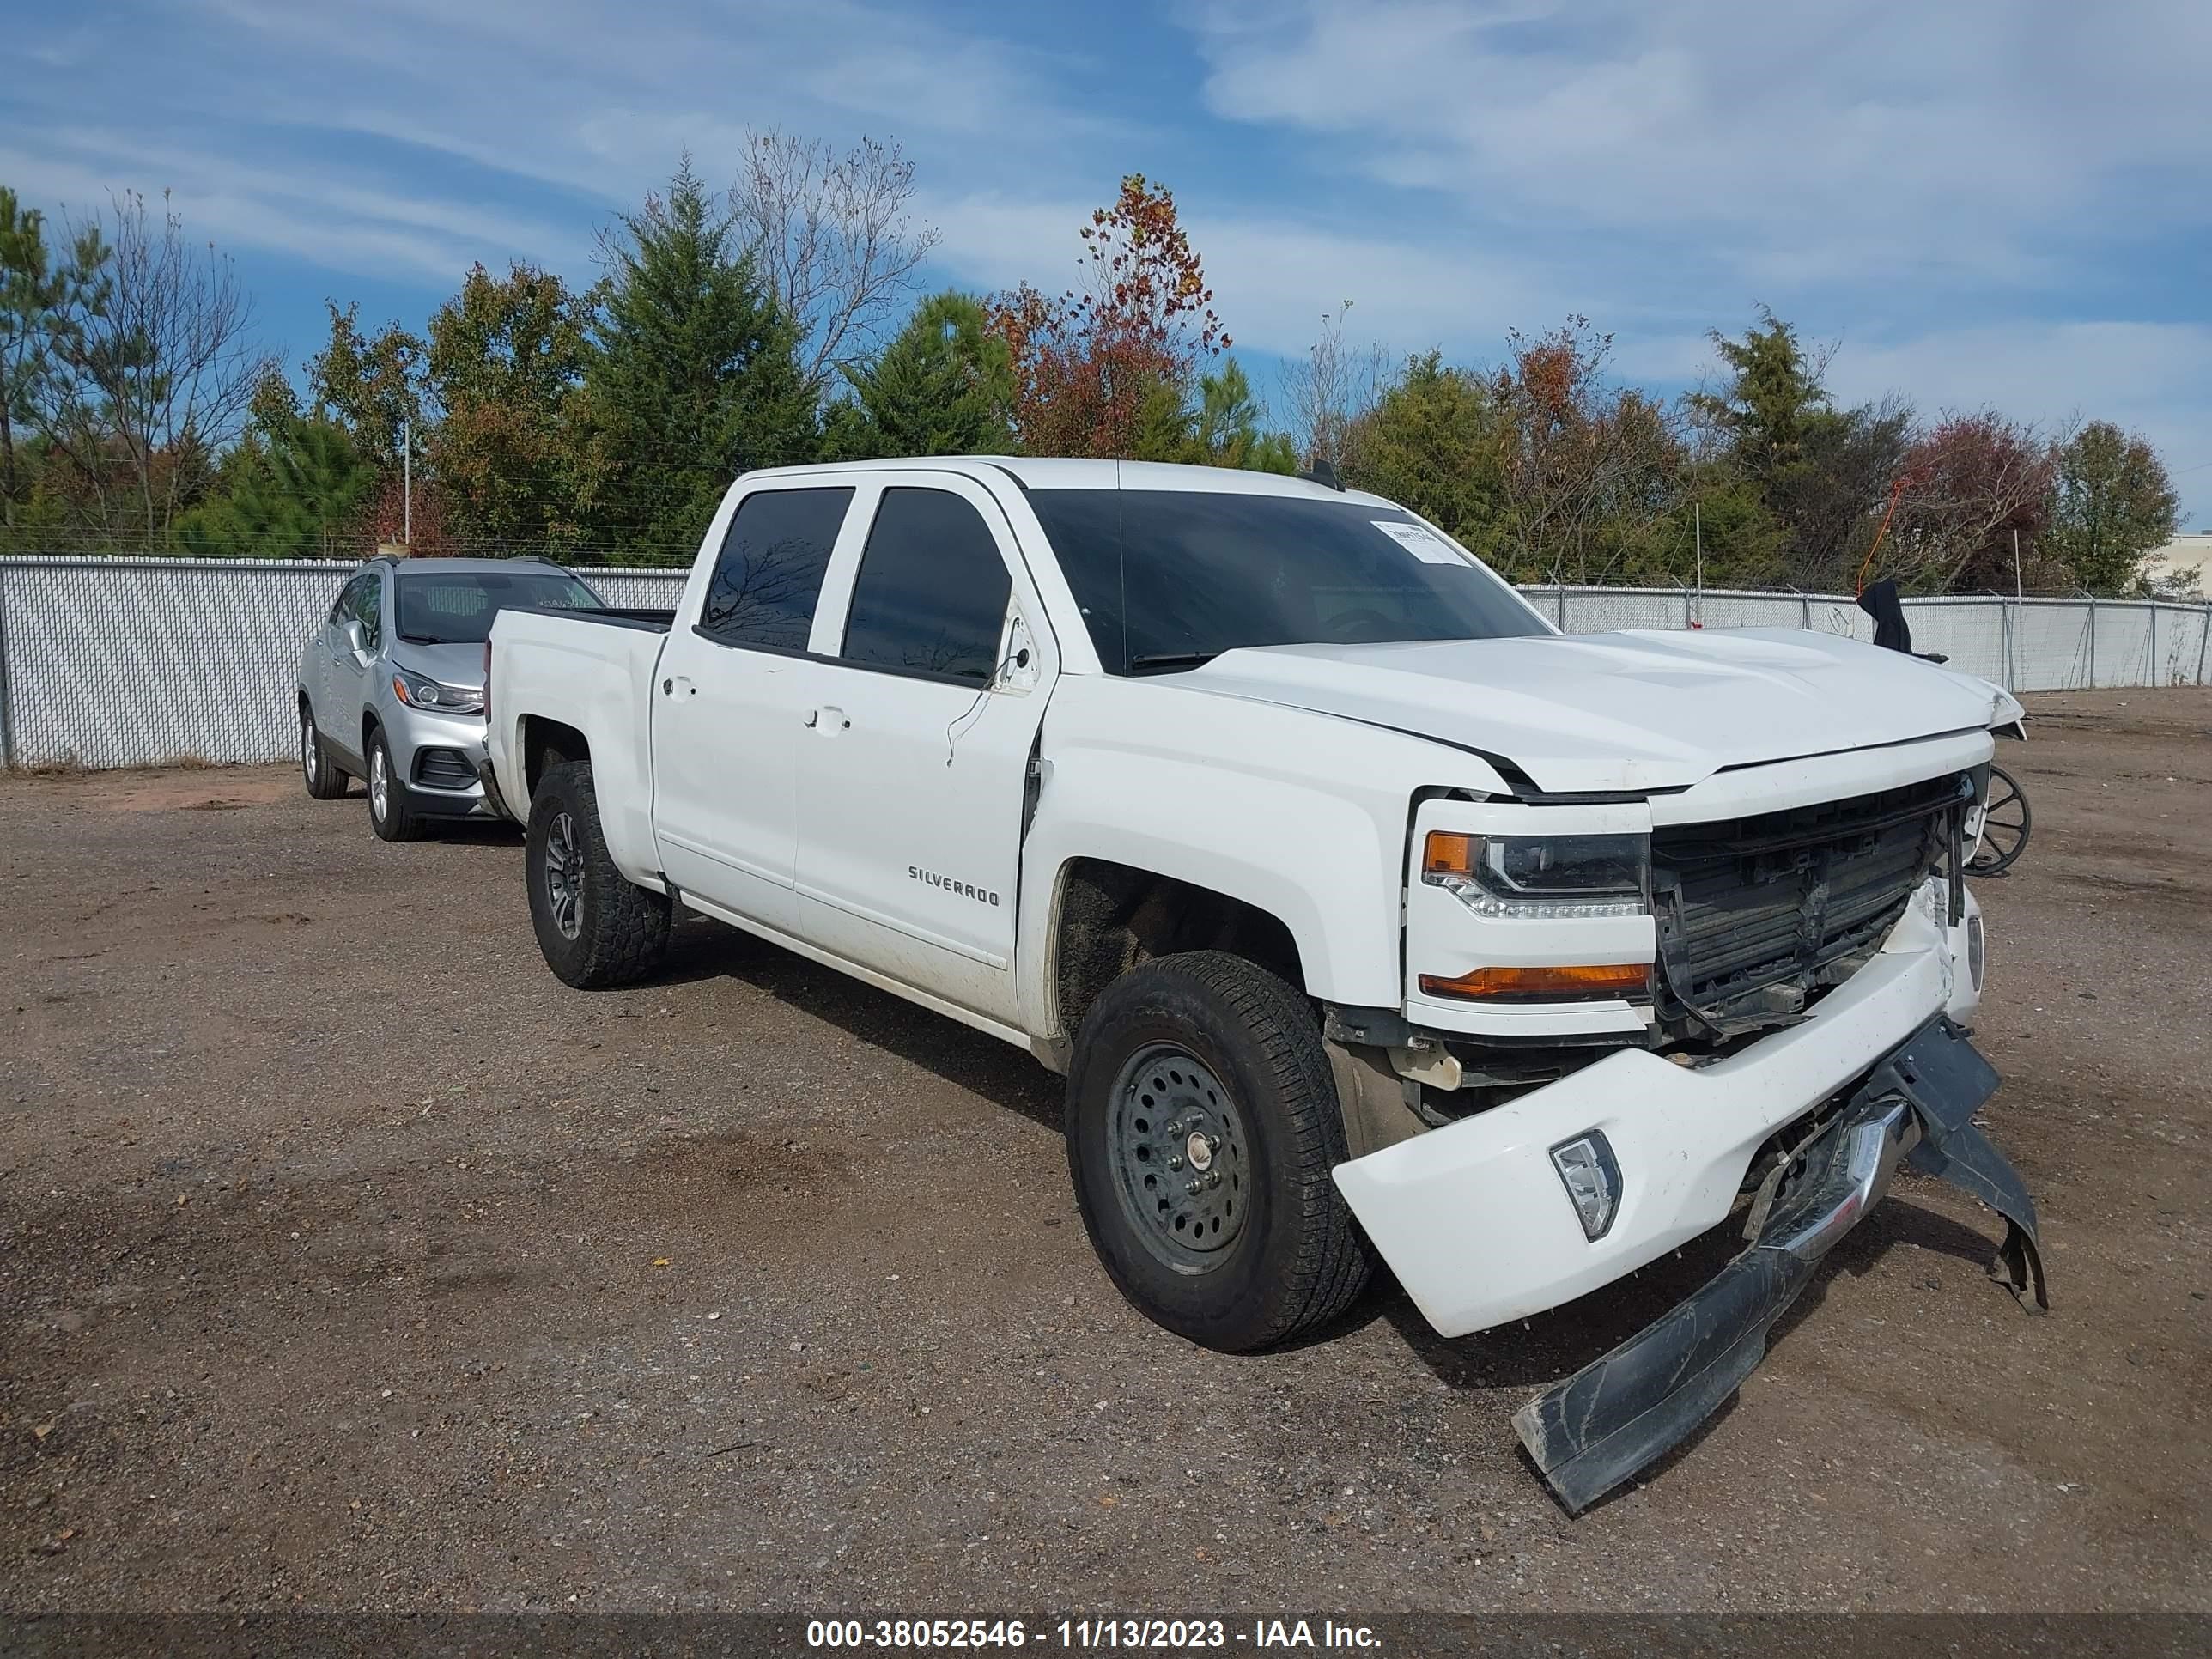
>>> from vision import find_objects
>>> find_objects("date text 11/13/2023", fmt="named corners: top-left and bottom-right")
top-left (804, 1619), bottom-right (1382, 1650)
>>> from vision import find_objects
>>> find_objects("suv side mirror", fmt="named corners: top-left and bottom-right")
top-left (341, 618), bottom-right (368, 659)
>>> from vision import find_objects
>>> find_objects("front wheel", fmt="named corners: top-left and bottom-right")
top-left (300, 702), bottom-right (349, 800)
top-left (366, 730), bottom-right (425, 842)
top-left (525, 758), bottom-right (672, 988)
top-left (1066, 951), bottom-right (1371, 1352)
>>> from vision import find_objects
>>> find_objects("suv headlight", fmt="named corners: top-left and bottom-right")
top-left (1421, 831), bottom-right (1649, 919)
top-left (392, 667), bottom-right (485, 715)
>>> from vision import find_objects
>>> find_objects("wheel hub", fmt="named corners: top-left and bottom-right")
top-left (1108, 1044), bottom-right (1248, 1267)
top-left (544, 811), bottom-right (584, 939)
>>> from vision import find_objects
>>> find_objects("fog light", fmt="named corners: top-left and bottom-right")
top-left (1549, 1132), bottom-right (1621, 1241)
top-left (1967, 914), bottom-right (1984, 991)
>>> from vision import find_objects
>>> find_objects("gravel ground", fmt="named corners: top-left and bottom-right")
top-left (2, 687), bottom-right (2207, 1614)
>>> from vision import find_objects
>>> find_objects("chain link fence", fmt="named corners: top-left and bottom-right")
top-left (1, 556), bottom-right (2205, 769)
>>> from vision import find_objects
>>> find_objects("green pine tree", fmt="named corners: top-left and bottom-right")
top-left (581, 159), bottom-right (817, 562)
top-left (176, 371), bottom-right (377, 558)
top-left (825, 290), bottom-right (1012, 459)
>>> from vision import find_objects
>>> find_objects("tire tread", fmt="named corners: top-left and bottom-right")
top-left (1067, 950), bottom-right (1370, 1351)
top-left (529, 758), bottom-right (671, 988)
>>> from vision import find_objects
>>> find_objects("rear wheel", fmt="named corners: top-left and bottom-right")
top-left (1066, 951), bottom-right (1370, 1352)
top-left (366, 730), bottom-right (425, 842)
top-left (526, 758), bottom-right (671, 988)
top-left (299, 703), bottom-right (349, 800)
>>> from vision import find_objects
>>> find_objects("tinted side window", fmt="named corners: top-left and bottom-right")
top-left (329, 578), bottom-right (358, 626)
top-left (841, 489), bottom-right (1012, 684)
top-left (700, 488), bottom-right (854, 648)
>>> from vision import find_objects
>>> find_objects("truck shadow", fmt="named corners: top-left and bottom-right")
top-left (649, 915), bottom-right (1065, 1133)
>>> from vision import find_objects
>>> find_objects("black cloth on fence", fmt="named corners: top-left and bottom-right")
top-left (1857, 579), bottom-right (1912, 653)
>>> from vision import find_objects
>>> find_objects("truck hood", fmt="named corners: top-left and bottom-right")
top-left (1173, 628), bottom-right (2007, 794)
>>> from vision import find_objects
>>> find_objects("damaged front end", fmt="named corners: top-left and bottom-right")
top-left (1511, 1015), bottom-right (2045, 1514)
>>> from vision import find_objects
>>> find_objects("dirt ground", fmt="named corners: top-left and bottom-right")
top-left (2, 687), bottom-right (2207, 1615)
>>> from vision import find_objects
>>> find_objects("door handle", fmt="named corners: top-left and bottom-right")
top-left (664, 676), bottom-right (695, 697)
top-left (808, 707), bottom-right (848, 731)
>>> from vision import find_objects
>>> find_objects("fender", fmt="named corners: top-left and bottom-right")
top-left (1015, 674), bottom-right (1509, 1035)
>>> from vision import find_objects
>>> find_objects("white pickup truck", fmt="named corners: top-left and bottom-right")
top-left (485, 458), bottom-right (2045, 1510)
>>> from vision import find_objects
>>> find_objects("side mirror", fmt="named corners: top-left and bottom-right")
top-left (341, 618), bottom-right (368, 659)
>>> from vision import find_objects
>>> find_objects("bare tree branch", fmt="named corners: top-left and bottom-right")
top-left (1283, 301), bottom-right (1388, 472)
top-left (729, 129), bottom-right (939, 396)
top-left (53, 191), bottom-right (274, 546)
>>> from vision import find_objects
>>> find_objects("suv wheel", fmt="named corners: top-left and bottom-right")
top-left (300, 703), bottom-right (349, 800)
top-left (366, 730), bottom-right (426, 842)
top-left (1066, 951), bottom-right (1371, 1352)
top-left (526, 758), bottom-right (672, 988)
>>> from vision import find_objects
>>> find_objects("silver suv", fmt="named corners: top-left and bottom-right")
top-left (295, 556), bottom-right (602, 840)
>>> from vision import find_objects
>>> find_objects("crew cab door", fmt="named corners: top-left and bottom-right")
top-left (649, 484), bottom-right (858, 934)
top-left (790, 476), bottom-right (1054, 1025)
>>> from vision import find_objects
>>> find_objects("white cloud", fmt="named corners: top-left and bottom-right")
top-left (1180, 0), bottom-right (2212, 284)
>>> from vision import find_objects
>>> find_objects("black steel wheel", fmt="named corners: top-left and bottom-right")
top-left (1107, 1043), bottom-right (1253, 1267)
top-left (1066, 951), bottom-right (1370, 1352)
top-left (1968, 764), bottom-right (2031, 877)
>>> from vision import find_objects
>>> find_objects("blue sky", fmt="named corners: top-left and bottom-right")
top-left (7, 0), bottom-right (2209, 523)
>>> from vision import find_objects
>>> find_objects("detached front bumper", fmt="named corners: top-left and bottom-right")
top-left (1330, 884), bottom-right (2042, 1512)
top-left (1332, 884), bottom-right (1983, 1338)
top-left (1512, 1015), bottom-right (2044, 1511)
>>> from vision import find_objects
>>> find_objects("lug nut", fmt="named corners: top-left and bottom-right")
top-left (1169, 1156), bottom-right (1183, 1170)
top-left (1186, 1180), bottom-right (1203, 1196)
top-left (1206, 1172), bottom-right (1222, 1189)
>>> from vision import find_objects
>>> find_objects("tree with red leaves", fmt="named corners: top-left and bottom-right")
top-left (990, 175), bottom-right (1226, 458)
top-left (1886, 412), bottom-right (2061, 592)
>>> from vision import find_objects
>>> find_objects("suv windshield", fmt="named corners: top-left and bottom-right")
top-left (1024, 489), bottom-right (1547, 673)
top-left (394, 567), bottom-right (602, 645)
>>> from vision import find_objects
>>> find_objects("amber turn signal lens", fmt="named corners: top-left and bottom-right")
top-left (1418, 963), bottom-right (1650, 1001)
top-left (1423, 830), bottom-right (1478, 877)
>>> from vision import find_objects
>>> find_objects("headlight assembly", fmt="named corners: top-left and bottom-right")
top-left (391, 667), bottom-right (486, 715)
top-left (1421, 831), bottom-right (1650, 919)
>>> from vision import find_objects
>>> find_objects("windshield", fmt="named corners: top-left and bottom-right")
top-left (394, 568), bottom-right (602, 645)
top-left (1024, 489), bottom-right (1547, 674)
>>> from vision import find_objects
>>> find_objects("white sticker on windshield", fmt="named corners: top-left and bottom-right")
top-left (1371, 520), bottom-right (1465, 564)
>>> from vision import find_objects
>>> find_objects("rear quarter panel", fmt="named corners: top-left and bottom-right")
top-left (488, 612), bottom-right (667, 884)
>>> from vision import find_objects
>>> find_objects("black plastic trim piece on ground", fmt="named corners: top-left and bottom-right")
top-left (1513, 1015), bottom-right (2045, 1514)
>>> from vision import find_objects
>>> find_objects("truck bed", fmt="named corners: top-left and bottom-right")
top-left (508, 605), bottom-right (676, 633)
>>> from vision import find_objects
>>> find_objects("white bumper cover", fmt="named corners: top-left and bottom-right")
top-left (1333, 881), bottom-right (1983, 1338)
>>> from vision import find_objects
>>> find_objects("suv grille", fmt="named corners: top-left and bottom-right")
top-left (1650, 770), bottom-right (1970, 1036)
top-left (413, 747), bottom-right (477, 791)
